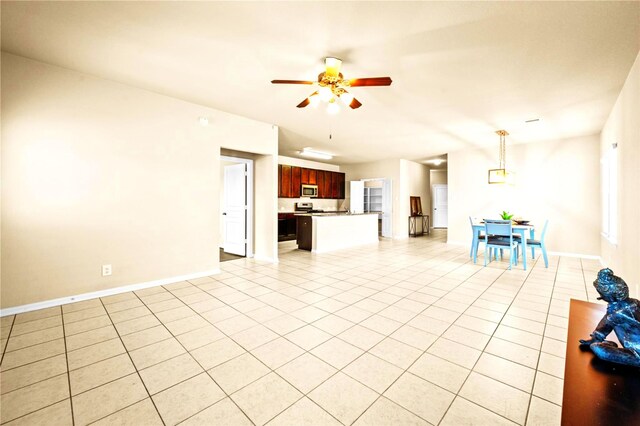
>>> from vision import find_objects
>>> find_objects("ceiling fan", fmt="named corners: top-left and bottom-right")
top-left (271, 57), bottom-right (392, 110)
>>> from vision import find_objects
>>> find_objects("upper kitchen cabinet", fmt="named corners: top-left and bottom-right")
top-left (278, 165), bottom-right (345, 199)
top-left (279, 164), bottom-right (292, 198)
top-left (291, 167), bottom-right (302, 198)
top-left (323, 171), bottom-right (332, 198)
top-left (308, 169), bottom-right (317, 184)
top-left (316, 170), bottom-right (324, 197)
top-left (336, 172), bottom-right (345, 199)
top-left (278, 165), bottom-right (282, 197)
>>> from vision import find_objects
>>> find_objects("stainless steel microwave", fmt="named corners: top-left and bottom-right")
top-left (301, 184), bottom-right (318, 197)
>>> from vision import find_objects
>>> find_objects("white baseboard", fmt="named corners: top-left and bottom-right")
top-left (547, 251), bottom-right (601, 260)
top-left (447, 241), bottom-right (601, 261)
top-left (0, 269), bottom-right (221, 317)
top-left (253, 254), bottom-right (279, 263)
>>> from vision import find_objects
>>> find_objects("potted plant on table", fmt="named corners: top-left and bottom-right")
top-left (500, 211), bottom-right (515, 223)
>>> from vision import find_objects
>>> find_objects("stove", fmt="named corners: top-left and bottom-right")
top-left (295, 202), bottom-right (323, 213)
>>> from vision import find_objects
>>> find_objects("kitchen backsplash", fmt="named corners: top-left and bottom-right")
top-left (278, 198), bottom-right (345, 212)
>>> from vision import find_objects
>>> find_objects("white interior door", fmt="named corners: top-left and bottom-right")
top-left (381, 179), bottom-right (393, 237)
top-left (433, 184), bottom-right (448, 228)
top-left (223, 163), bottom-right (247, 256)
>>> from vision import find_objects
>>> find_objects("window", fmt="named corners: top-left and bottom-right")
top-left (601, 143), bottom-right (617, 244)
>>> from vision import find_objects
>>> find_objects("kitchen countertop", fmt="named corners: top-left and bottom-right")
top-left (294, 212), bottom-right (379, 217)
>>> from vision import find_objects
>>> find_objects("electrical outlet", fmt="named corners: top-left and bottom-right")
top-left (102, 264), bottom-right (112, 276)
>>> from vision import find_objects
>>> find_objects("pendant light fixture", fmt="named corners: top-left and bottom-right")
top-left (488, 130), bottom-right (515, 184)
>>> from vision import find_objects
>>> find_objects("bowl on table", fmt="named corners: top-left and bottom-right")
top-left (514, 220), bottom-right (530, 225)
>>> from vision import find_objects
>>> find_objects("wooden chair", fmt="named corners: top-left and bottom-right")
top-left (484, 219), bottom-right (519, 269)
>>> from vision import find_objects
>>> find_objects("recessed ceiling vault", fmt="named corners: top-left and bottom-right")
top-left (2, 1), bottom-right (639, 164)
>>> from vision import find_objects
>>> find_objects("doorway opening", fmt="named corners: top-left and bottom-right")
top-left (220, 155), bottom-right (254, 261)
top-left (358, 178), bottom-right (393, 238)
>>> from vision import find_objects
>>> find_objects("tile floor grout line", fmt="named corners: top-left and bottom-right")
top-left (2, 333), bottom-right (64, 355)
top-left (160, 279), bottom-right (356, 426)
top-left (4, 310), bottom-right (60, 326)
top-left (4, 232), bottom-right (582, 425)
top-left (0, 342), bottom-right (66, 373)
top-left (97, 297), bottom-right (167, 426)
top-left (0, 315), bottom-right (17, 366)
top-left (348, 252), bottom-right (503, 425)
top-left (523, 255), bottom-right (562, 426)
top-left (59, 306), bottom-right (77, 426)
top-left (435, 255), bottom-right (541, 426)
top-left (156, 252), bottom-right (454, 425)
top-left (130, 289), bottom-right (258, 426)
top-left (0, 390), bottom-right (71, 425)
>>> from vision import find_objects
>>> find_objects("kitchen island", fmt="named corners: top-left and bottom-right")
top-left (296, 213), bottom-right (379, 253)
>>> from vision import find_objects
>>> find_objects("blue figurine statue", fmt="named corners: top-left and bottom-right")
top-left (579, 268), bottom-right (640, 367)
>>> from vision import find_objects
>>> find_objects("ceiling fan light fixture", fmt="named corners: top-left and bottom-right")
top-left (339, 92), bottom-right (354, 106)
top-left (327, 101), bottom-right (340, 115)
top-left (319, 86), bottom-right (333, 102)
top-left (325, 57), bottom-right (342, 78)
top-left (300, 148), bottom-right (333, 160)
top-left (271, 57), bottom-right (391, 111)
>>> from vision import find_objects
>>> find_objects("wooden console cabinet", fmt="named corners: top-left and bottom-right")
top-left (562, 299), bottom-right (639, 425)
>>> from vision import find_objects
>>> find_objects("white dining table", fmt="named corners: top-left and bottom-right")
top-left (471, 220), bottom-right (535, 270)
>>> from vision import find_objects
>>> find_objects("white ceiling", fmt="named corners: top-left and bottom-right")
top-left (2, 1), bottom-right (639, 165)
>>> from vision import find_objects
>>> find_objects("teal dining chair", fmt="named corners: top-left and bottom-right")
top-left (469, 216), bottom-right (484, 257)
top-left (484, 219), bottom-right (519, 269)
top-left (528, 219), bottom-right (549, 268)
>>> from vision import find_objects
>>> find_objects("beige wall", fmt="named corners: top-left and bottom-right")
top-left (1, 53), bottom-right (278, 309)
top-left (400, 160), bottom-right (431, 233)
top-left (430, 170), bottom-right (448, 186)
top-left (252, 154), bottom-right (278, 262)
top-left (448, 135), bottom-right (601, 256)
top-left (600, 51), bottom-right (640, 297)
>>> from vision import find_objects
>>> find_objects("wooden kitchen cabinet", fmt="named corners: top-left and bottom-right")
top-left (291, 166), bottom-right (302, 197)
top-left (278, 165), bottom-right (282, 197)
top-left (330, 172), bottom-right (339, 199)
top-left (337, 172), bottom-right (345, 199)
top-left (280, 165), bottom-right (292, 198)
top-left (296, 215), bottom-right (312, 250)
top-left (277, 165), bottom-right (345, 199)
top-left (323, 171), bottom-right (332, 199)
top-left (316, 171), bottom-right (324, 198)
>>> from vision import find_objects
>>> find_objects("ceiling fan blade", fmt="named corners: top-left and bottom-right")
top-left (296, 98), bottom-right (311, 108)
top-left (348, 77), bottom-right (393, 87)
top-left (271, 80), bottom-right (315, 85)
top-left (296, 91), bottom-right (319, 108)
top-left (348, 97), bottom-right (363, 109)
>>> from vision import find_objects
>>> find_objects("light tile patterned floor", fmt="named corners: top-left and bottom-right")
top-left (0, 230), bottom-right (603, 425)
